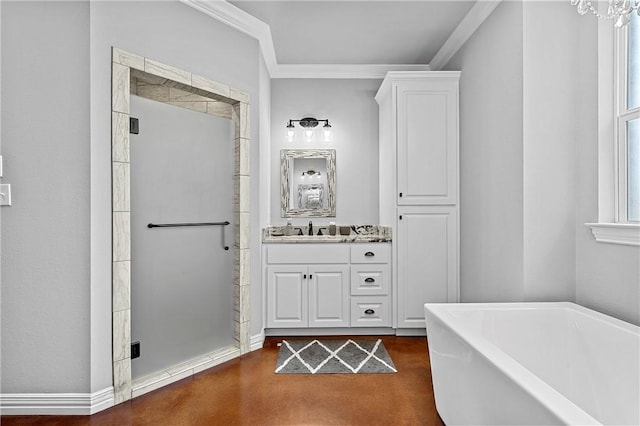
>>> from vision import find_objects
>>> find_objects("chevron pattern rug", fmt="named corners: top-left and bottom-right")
top-left (274, 339), bottom-right (397, 374)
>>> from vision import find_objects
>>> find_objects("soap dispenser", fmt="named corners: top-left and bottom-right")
top-left (285, 219), bottom-right (293, 236)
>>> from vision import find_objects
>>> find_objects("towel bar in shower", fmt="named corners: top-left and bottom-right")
top-left (147, 221), bottom-right (231, 250)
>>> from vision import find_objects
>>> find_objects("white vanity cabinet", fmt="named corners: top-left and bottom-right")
top-left (396, 206), bottom-right (458, 327)
top-left (266, 244), bottom-right (350, 328)
top-left (349, 243), bottom-right (391, 327)
top-left (264, 243), bottom-right (391, 330)
top-left (376, 72), bottom-right (460, 330)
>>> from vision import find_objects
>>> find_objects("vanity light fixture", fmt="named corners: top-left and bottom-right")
top-left (286, 117), bottom-right (333, 142)
top-left (301, 170), bottom-right (322, 179)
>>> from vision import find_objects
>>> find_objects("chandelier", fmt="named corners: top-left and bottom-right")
top-left (572, 0), bottom-right (639, 27)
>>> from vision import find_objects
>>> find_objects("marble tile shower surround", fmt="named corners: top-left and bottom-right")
top-left (111, 47), bottom-right (250, 404)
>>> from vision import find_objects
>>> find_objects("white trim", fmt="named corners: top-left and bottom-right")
top-left (264, 327), bottom-right (397, 336)
top-left (251, 331), bottom-right (265, 351)
top-left (598, 16), bottom-right (616, 222)
top-left (375, 71), bottom-right (462, 102)
top-left (0, 387), bottom-right (114, 416)
top-left (585, 223), bottom-right (640, 246)
top-left (429, 0), bottom-right (502, 71)
top-left (179, 0), bottom-right (277, 73)
top-left (271, 64), bottom-right (430, 79)
top-left (395, 328), bottom-right (427, 337)
top-left (180, 1), bottom-right (497, 78)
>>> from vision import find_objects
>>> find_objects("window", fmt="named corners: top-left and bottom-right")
top-left (616, 12), bottom-right (639, 223)
top-left (587, 12), bottom-right (640, 246)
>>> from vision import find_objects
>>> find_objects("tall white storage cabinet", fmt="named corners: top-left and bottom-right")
top-left (376, 72), bottom-right (460, 330)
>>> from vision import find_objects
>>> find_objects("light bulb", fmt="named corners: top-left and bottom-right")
top-left (322, 122), bottom-right (333, 142)
top-left (303, 128), bottom-right (314, 142)
top-left (286, 123), bottom-right (296, 142)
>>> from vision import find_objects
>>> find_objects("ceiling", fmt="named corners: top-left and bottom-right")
top-left (229, 1), bottom-right (476, 65)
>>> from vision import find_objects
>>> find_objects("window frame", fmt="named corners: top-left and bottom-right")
top-left (586, 13), bottom-right (640, 246)
top-left (615, 16), bottom-right (639, 224)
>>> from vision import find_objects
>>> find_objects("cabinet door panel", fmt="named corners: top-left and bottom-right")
top-left (308, 265), bottom-right (350, 327)
top-left (397, 81), bottom-right (458, 205)
top-left (397, 207), bottom-right (458, 327)
top-left (267, 266), bottom-right (307, 328)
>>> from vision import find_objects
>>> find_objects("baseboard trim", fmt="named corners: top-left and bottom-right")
top-left (395, 328), bottom-right (427, 337)
top-left (0, 386), bottom-right (114, 416)
top-left (250, 331), bottom-right (265, 351)
top-left (264, 327), bottom-right (397, 337)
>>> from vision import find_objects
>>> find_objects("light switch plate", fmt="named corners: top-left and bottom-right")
top-left (0, 184), bottom-right (12, 206)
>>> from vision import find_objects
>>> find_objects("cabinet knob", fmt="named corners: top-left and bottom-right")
top-left (364, 251), bottom-right (375, 257)
top-left (399, 215), bottom-right (403, 220)
top-left (309, 274), bottom-right (313, 279)
top-left (364, 309), bottom-right (375, 315)
top-left (303, 274), bottom-right (307, 279)
top-left (364, 277), bottom-right (375, 283)
top-left (399, 192), bottom-right (403, 197)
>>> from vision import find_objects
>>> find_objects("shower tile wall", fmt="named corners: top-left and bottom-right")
top-left (111, 47), bottom-right (251, 403)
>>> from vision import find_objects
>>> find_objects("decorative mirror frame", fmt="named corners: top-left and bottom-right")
top-left (281, 149), bottom-right (336, 217)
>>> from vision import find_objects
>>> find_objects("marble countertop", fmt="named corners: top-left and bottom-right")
top-left (262, 225), bottom-right (391, 243)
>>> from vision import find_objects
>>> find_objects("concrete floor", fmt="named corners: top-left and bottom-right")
top-left (2, 336), bottom-right (444, 426)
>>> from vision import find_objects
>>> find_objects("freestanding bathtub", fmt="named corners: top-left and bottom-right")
top-left (424, 302), bottom-right (639, 425)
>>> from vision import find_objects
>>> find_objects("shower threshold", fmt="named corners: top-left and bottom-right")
top-left (131, 343), bottom-right (240, 398)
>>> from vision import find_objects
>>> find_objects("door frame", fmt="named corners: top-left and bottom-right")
top-left (111, 48), bottom-right (251, 404)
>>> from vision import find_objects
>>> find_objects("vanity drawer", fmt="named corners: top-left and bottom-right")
top-left (266, 244), bottom-right (349, 264)
top-left (350, 243), bottom-right (390, 264)
top-left (350, 265), bottom-right (390, 296)
top-left (350, 297), bottom-right (391, 327)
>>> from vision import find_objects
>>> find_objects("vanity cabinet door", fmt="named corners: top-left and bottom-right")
top-left (267, 266), bottom-right (308, 328)
top-left (397, 206), bottom-right (458, 328)
top-left (308, 265), bottom-right (350, 327)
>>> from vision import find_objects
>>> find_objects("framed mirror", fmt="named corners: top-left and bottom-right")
top-left (281, 149), bottom-right (336, 217)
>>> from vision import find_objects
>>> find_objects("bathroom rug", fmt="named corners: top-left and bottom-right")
top-left (274, 339), bottom-right (397, 374)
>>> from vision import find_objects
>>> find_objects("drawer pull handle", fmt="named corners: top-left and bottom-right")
top-left (364, 251), bottom-right (375, 257)
top-left (364, 309), bottom-right (375, 315)
top-left (364, 277), bottom-right (375, 283)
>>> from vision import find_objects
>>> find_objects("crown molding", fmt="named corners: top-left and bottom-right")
top-left (179, 0), bottom-right (278, 73)
top-left (271, 64), bottom-right (431, 79)
top-left (181, 0), bottom-right (499, 78)
top-left (429, 0), bottom-right (502, 70)
top-left (180, 0), bottom-right (427, 78)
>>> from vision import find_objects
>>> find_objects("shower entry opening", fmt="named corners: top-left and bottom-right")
top-left (130, 95), bottom-right (236, 381)
top-left (110, 48), bottom-right (251, 403)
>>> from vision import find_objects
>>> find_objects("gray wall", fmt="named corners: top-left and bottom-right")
top-left (88, 0), bottom-right (261, 392)
top-left (270, 79), bottom-right (381, 226)
top-left (445, 0), bottom-right (638, 324)
top-left (521, 1), bottom-right (578, 302)
top-left (574, 14), bottom-right (640, 325)
top-left (1, 0), bottom-right (262, 395)
top-left (444, 1), bottom-right (525, 302)
top-left (1, 1), bottom-right (91, 393)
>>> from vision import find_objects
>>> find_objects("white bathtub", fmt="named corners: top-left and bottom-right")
top-left (424, 302), bottom-right (640, 425)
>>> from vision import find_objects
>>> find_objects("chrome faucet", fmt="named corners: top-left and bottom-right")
top-left (308, 221), bottom-right (313, 236)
